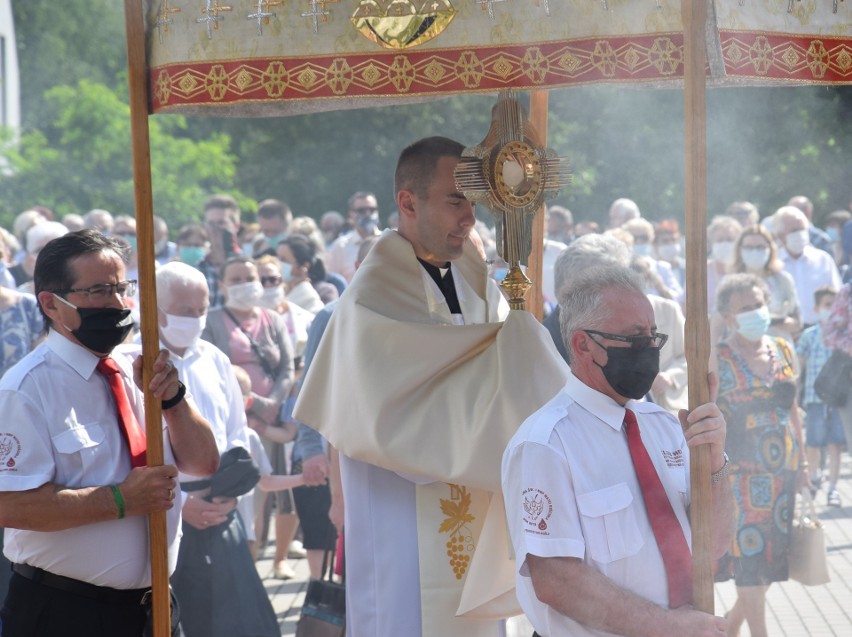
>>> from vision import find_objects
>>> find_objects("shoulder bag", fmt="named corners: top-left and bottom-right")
top-left (813, 349), bottom-right (852, 407)
top-left (789, 488), bottom-right (831, 586)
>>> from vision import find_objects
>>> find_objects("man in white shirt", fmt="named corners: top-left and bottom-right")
top-left (503, 265), bottom-right (734, 637)
top-left (123, 262), bottom-right (278, 637)
top-left (325, 191), bottom-right (382, 281)
top-left (774, 206), bottom-right (841, 326)
top-left (0, 230), bottom-right (218, 637)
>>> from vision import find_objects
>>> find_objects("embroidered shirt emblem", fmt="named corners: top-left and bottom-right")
top-left (0, 433), bottom-right (22, 471)
top-left (522, 487), bottom-right (553, 535)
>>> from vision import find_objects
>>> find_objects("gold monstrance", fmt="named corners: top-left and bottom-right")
top-left (455, 91), bottom-right (570, 310)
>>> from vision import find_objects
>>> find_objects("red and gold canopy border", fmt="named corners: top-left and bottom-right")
top-left (149, 30), bottom-right (852, 112)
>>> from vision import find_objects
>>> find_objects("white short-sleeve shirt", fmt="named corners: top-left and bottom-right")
top-left (502, 371), bottom-right (691, 637)
top-left (0, 330), bottom-right (182, 589)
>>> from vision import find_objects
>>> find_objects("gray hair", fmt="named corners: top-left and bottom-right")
top-left (707, 215), bottom-right (742, 243)
top-left (772, 205), bottom-right (808, 231)
top-left (156, 261), bottom-right (209, 306)
top-left (621, 217), bottom-right (654, 240)
top-left (553, 233), bottom-right (631, 299)
top-left (26, 222), bottom-right (68, 255)
top-left (559, 265), bottom-right (644, 364)
top-left (715, 273), bottom-right (771, 314)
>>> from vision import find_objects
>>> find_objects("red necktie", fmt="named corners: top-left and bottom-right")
top-left (624, 408), bottom-right (692, 608)
top-left (97, 357), bottom-right (147, 468)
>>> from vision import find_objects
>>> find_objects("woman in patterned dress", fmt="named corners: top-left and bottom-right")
top-left (713, 273), bottom-right (807, 637)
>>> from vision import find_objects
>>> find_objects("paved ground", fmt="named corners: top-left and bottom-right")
top-left (259, 455), bottom-right (852, 636)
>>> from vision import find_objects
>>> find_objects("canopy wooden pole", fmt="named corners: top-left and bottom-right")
top-left (528, 90), bottom-right (548, 321)
top-left (123, 1), bottom-right (171, 634)
top-left (682, 0), bottom-right (714, 614)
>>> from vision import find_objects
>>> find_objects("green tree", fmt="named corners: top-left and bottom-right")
top-left (0, 80), bottom-right (241, 228)
top-left (12, 0), bottom-right (128, 129)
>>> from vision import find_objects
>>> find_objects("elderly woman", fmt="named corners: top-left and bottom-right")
top-left (713, 273), bottom-right (806, 637)
top-left (707, 215), bottom-right (744, 314)
top-left (732, 225), bottom-right (801, 342)
top-left (201, 256), bottom-right (299, 579)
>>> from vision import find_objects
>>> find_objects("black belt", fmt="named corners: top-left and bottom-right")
top-left (12, 563), bottom-right (150, 604)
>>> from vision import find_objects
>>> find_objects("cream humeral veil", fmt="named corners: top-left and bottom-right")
top-left (293, 230), bottom-right (569, 632)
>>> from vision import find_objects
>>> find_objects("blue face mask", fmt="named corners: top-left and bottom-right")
top-left (493, 267), bottom-right (508, 282)
top-left (632, 244), bottom-right (653, 258)
top-left (735, 306), bottom-right (771, 342)
top-left (121, 234), bottom-right (138, 252)
top-left (179, 246), bottom-right (207, 267)
top-left (266, 232), bottom-right (286, 249)
top-left (826, 227), bottom-right (839, 243)
top-left (280, 262), bottom-right (293, 282)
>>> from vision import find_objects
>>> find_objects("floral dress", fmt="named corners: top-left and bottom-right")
top-left (714, 337), bottom-right (800, 586)
top-left (0, 294), bottom-right (43, 379)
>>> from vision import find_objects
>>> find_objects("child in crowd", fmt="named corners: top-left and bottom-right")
top-left (797, 286), bottom-right (846, 507)
top-left (232, 365), bottom-right (306, 558)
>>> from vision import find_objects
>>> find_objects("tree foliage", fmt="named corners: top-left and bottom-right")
top-left (0, 80), bottom-right (239, 227)
top-left (4, 0), bottom-right (852, 235)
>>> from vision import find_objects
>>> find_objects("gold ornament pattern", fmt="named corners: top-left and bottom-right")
top-left (352, 0), bottom-right (457, 50)
top-left (439, 485), bottom-right (476, 581)
top-left (721, 32), bottom-right (852, 81)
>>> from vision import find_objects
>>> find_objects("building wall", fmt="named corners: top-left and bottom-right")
top-left (0, 0), bottom-right (21, 130)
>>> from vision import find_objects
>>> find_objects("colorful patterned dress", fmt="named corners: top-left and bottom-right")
top-left (715, 337), bottom-right (800, 586)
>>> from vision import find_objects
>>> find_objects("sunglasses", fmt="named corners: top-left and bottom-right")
top-left (584, 329), bottom-right (668, 350)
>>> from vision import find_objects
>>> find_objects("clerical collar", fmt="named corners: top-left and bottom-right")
top-left (417, 258), bottom-right (461, 315)
top-left (417, 258), bottom-right (451, 279)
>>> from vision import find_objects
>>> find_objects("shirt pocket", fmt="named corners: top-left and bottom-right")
top-left (577, 482), bottom-right (644, 564)
top-left (52, 422), bottom-right (107, 483)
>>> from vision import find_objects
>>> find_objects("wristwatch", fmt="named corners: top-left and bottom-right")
top-left (711, 452), bottom-right (730, 484)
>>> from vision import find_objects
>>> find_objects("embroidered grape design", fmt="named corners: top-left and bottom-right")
top-left (440, 485), bottom-right (476, 580)
top-left (446, 531), bottom-right (472, 579)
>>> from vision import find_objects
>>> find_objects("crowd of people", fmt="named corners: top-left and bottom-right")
top-left (0, 143), bottom-right (851, 637)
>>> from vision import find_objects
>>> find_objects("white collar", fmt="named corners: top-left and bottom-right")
top-left (564, 370), bottom-right (635, 432)
top-left (46, 328), bottom-right (101, 381)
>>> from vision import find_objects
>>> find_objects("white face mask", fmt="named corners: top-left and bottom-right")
top-left (740, 247), bottom-right (770, 271)
top-left (259, 286), bottom-right (284, 310)
top-left (656, 243), bottom-right (680, 262)
top-left (280, 262), bottom-right (293, 282)
top-left (817, 308), bottom-right (832, 323)
top-left (161, 312), bottom-right (206, 349)
top-left (225, 281), bottom-right (264, 310)
top-left (712, 241), bottom-right (736, 265)
top-left (785, 229), bottom-right (809, 255)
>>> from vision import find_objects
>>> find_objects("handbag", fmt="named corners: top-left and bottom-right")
top-left (788, 489), bottom-right (830, 586)
top-left (295, 544), bottom-right (345, 637)
top-left (813, 349), bottom-right (852, 407)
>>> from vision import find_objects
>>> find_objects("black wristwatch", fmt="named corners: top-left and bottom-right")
top-left (162, 381), bottom-right (186, 410)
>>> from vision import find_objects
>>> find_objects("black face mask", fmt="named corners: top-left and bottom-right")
top-left (55, 295), bottom-right (134, 354)
top-left (592, 341), bottom-right (660, 400)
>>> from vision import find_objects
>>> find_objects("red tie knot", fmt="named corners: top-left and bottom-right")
top-left (97, 357), bottom-right (121, 376)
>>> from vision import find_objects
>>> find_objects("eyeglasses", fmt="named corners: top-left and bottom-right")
top-left (584, 329), bottom-right (668, 350)
top-left (352, 206), bottom-right (378, 215)
top-left (260, 275), bottom-right (282, 287)
top-left (58, 280), bottom-right (138, 299)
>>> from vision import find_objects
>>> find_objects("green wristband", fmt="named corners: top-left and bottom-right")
top-left (110, 484), bottom-right (126, 519)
